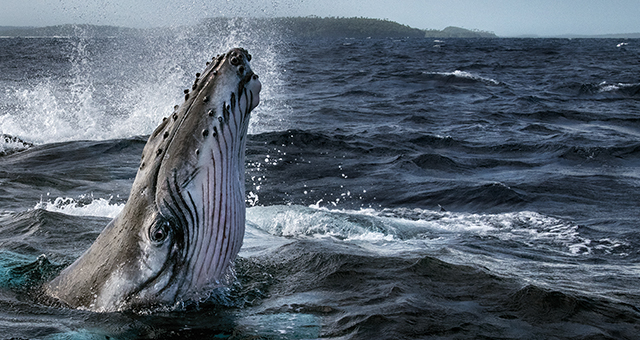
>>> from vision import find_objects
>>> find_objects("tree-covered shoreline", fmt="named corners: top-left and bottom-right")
top-left (0, 17), bottom-right (497, 39)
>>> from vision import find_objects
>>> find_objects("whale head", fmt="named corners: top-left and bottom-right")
top-left (45, 48), bottom-right (261, 311)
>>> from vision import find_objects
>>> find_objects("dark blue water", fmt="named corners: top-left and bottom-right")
top-left (0, 29), bottom-right (639, 339)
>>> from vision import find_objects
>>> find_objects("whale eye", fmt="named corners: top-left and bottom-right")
top-left (150, 221), bottom-right (170, 244)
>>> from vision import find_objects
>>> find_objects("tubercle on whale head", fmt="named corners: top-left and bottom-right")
top-left (44, 48), bottom-right (261, 312)
top-left (137, 46), bottom-right (262, 304)
top-left (151, 47), bottom-right (260, 184)
top-left (142, 48), bottom-right (259, 178)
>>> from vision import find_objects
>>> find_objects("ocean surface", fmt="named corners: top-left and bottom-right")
top-left (1, 28), bottom-right (640, 339)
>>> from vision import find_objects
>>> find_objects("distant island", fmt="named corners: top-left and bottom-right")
top-left (517, 32), bottom-right (640, 39)
top-left (5, 17), bottom-right (636, 39)
top-left (201, 17), bottom-right (498, 38)
top-left (0, 24), bottom-right (144, 38)
top-left (556, 33), bottom-right (640, 39)
top-left (0, 17), bottom-right (497, 39)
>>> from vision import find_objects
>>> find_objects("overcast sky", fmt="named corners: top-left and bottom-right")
top-left (1, 0), bottom-right (639, 37)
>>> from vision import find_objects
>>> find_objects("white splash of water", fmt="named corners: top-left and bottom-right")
top-left (0, 23), bottom-right (289, 144)
top-left (34, 196), bottom-right (124, 218)
top-left (246, 205), bottom-right (626, 258)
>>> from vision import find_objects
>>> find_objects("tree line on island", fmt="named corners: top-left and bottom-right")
top-left (0, 17), bottom-right (498, 39)
top-left (205, 16), bottom-right (498, 38)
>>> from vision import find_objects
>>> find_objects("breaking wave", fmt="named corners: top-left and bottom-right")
top-left (34, 195), bottom-right (124, 218)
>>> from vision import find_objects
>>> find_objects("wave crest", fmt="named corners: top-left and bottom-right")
top-left (34, 195), bottom-right (124, 218)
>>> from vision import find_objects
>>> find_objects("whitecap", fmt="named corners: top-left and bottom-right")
top-left (34, 195), bottom-right (124, 218)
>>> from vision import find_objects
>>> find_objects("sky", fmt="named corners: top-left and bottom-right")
top-left (1, 0), bottom-right (639, 37)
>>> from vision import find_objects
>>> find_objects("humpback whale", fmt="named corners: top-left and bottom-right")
top-left (44, 48), bottom-right (261, 312)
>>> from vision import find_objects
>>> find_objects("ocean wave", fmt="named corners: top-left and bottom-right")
top-left (579, 81), bottom-right (640, 97)
top-left (34, 195), bottom-right (124, 218)
top-left (0, 206), bottom-right (634, 339)
top-left (245, 205), bottom-right (624, 258)
top-left (29, 198), bottom-right (604, 258)
top-left (0, 134), bottom-right (32, 156)
top-left (560, 143), bottom-right (640, 162)
top-left (422, 70), bottom-right (502, 85)
top-left (238, 239), bottom-right (640, 340)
